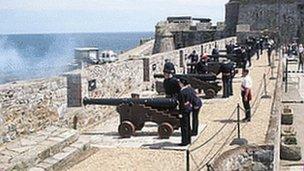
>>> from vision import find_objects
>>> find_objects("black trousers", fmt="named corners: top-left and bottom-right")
top-left (222, 77), bottom-right (230, 98)
top-left (192, 108), bottom-right (201, 135)
top-left (241, 91), bottom-right (251, 119)
top-left (180, 111), bottom-right (191, 144)
top-left (268, 52), bottom-right (272, 66)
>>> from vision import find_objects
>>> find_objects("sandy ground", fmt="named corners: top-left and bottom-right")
top-left (68, 52), bottom-right (279, 171)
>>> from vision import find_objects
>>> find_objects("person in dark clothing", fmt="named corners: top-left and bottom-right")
top-left (259, 39), bottom-right (264, 55)
top-left (226, 42), bottom-right (234, 55)
top-left (246, 46), bottom-right (252, 67)
top-left (163, 70), bottom-right (180, 98)
top-left (212, 45), bottom-right (220, 62)
top-left (164, 59), bottom-right (176, 74)
top-left (178, 78), bottom-right (202, 145)
top-left (188, 50), bottom-right (199, 73)
top-left (255, 40), bottom-right (260, 60)
top-left (240, 46), bottom-right (248, 69)
top-left (177, 78), bottom-right (192, 146)
top-left (196, 54), bottom-right (209, 74)
top-left (220, 60), bottom-right (234, 98)
top-left (267, 45), bottom-right (273, 66)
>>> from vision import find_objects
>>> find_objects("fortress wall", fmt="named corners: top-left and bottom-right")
top-left (0, 37), bottom-right (236, 144)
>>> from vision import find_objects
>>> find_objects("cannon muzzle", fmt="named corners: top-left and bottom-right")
top-left (83, 97), bottom-right (178, 109)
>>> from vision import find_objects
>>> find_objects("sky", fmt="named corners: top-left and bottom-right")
top-left (0, 0), bottom-right (229, 34)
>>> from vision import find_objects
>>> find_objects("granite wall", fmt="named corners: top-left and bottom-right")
top-left (0, 37), bottom-right (236, 145)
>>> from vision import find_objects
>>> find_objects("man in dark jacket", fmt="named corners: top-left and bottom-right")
top-left (188, 50), bottom-right (199, 73)
top-left (163, 69), bottom-right (180, 98)
top-left (164, 59), bottom-right (176, 74)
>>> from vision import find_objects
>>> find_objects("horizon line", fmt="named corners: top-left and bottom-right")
top-left (0, 30), bottom-right (155, 36)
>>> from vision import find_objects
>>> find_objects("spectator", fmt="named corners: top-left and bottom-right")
top-left (241, 69), bottom-right (252, 122)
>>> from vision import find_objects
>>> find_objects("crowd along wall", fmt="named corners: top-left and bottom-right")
top-left (0, 37), bottom-right (236, 145)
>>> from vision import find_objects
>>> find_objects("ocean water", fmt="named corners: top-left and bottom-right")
top-left (0, 32), bottom-right (154, 84)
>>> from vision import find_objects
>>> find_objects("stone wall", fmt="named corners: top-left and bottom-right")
top-left (0, 37), bottom-right (236, 145)
top-left (225, 0), bottom-right (304, 44)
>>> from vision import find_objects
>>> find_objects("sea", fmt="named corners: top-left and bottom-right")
top-left (0, 32), bottom-right (154, 84)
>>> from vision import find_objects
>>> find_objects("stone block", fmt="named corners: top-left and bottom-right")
top-left (52, 147), bottom-right (79, 170)
top-left (36, 160), bottom-right (56, 171)
top-left (70, 140), bottom-right (90, 151)
top-left (280, 136), bottom-right (302, 161)
top-left (281, 107), bottom-right (293, 125)
top-left (28, 167), bottom-right (45, 171)
top-left (281, 126), bottom-right (297, 137)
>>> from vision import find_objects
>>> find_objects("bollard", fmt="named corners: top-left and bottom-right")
top-left (270, 65), bottom-right (276, 80)
top-left (261, 73), bottom-right (271, 99)
top-left (285, 58), bottom-right (288, 93)
top-left (73, 115), bottom-right (78, 130)
top-left (237, 104), bottom-right (241, 139)
top-left (186, 149), bottom-right (190, 171)
top-left (230, 104), bottom-right (248, 146)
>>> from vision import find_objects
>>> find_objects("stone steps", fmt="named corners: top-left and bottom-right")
top-left (0, 126), bottom-right (79, 170)
top-left (29, 137), bottom-right (90, 171)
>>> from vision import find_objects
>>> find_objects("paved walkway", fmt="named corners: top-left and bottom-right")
top-left (69, 52), bottom-right (279, 171)
top-left (280, 62), bottom-right (304, 171)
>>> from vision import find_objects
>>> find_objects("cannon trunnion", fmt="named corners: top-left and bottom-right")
top-left (83, 97), bottom-right (180, 139)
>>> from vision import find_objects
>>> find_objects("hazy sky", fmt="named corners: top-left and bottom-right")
top-left (0, 0), bottom-right (229, 34)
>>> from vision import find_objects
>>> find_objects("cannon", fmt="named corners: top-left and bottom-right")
top-left (187, 62), bottom-right (222, 75)
top-left (154, 73), bottom-right (221, 98)
top-left (207, 54), bottom-right (245, 68)
top-left (83, 97), bottom-right (180, 139)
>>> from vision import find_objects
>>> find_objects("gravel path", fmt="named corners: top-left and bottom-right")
top-left (68, 52), bottom-right (279, 171)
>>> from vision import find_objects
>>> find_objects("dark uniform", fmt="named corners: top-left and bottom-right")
top-left (163, 77), bottom-right (180, 98)
top-left (178, 86), bottom-right (192, 145)
top-left (267, 45), bottom-right (273, 66)
top-left (164, 62), bottom-right (176, 74)
top-left (220, 62), bottom-right (234, 98)
top-left (188, 88), bottom-right (202, 136)
top-left (246, 46), bottom-right (252, 67)
top-left (188, 52), bottom-right (199, 73)
top-left (196, 60), bottom-right (209, 74)
top-left (212, 47), bottom-right (220, 62)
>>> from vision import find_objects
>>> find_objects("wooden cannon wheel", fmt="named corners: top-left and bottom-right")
top-left (204, 89), bottom-right (216, 99)
top-left (118, 121), bottom-right (135, 138)
top-left (158, 122), bottom-right (174, 139)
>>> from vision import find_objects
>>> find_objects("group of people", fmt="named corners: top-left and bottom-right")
top-left (163, 69), bottom-right (202, 146)
top-left (283, 43), bottom-right (304, 71)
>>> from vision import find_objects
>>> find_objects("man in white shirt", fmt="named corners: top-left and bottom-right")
top-left (241, 69), bottom-right (252, 122)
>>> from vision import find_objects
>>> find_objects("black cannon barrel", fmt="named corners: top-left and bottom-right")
top-left (83, 97), bottom-right (178, 109)
top-left (154, 73), bottom-right (217, 81)
top-left (207, 54), bottom-right (237, 58)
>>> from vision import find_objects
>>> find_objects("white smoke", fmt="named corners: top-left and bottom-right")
top-left (0, 35), bottom-right (75, 84)
top-left (0, 36), bottom-right (28, 83)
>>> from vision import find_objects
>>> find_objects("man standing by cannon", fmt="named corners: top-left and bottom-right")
top-left (164, 59), bottom-right (176, 74)
top-left (178, 78), bottom-right (202, 145)
top-left (163, 69), bottom-right (180, 98)
top-left (220, 60), bottom-right (235, 98)
top-left (212, 45), bottom-right (220, 62)
top-left (188, 50), bottom-right (199, 73)
top-left (196, 53), bottom-right (209, 74)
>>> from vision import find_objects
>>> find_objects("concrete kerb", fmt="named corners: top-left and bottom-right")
top-left (265, 55), bottom-right (283, 171)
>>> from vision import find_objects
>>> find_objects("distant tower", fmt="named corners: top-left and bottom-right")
top-left (224, 0), bottom-right (240, 36)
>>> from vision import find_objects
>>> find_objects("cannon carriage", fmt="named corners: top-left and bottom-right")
top-left (154, 73), bottom-right (221, 99)
top-left (83, 97), bottom-right (180, 139)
